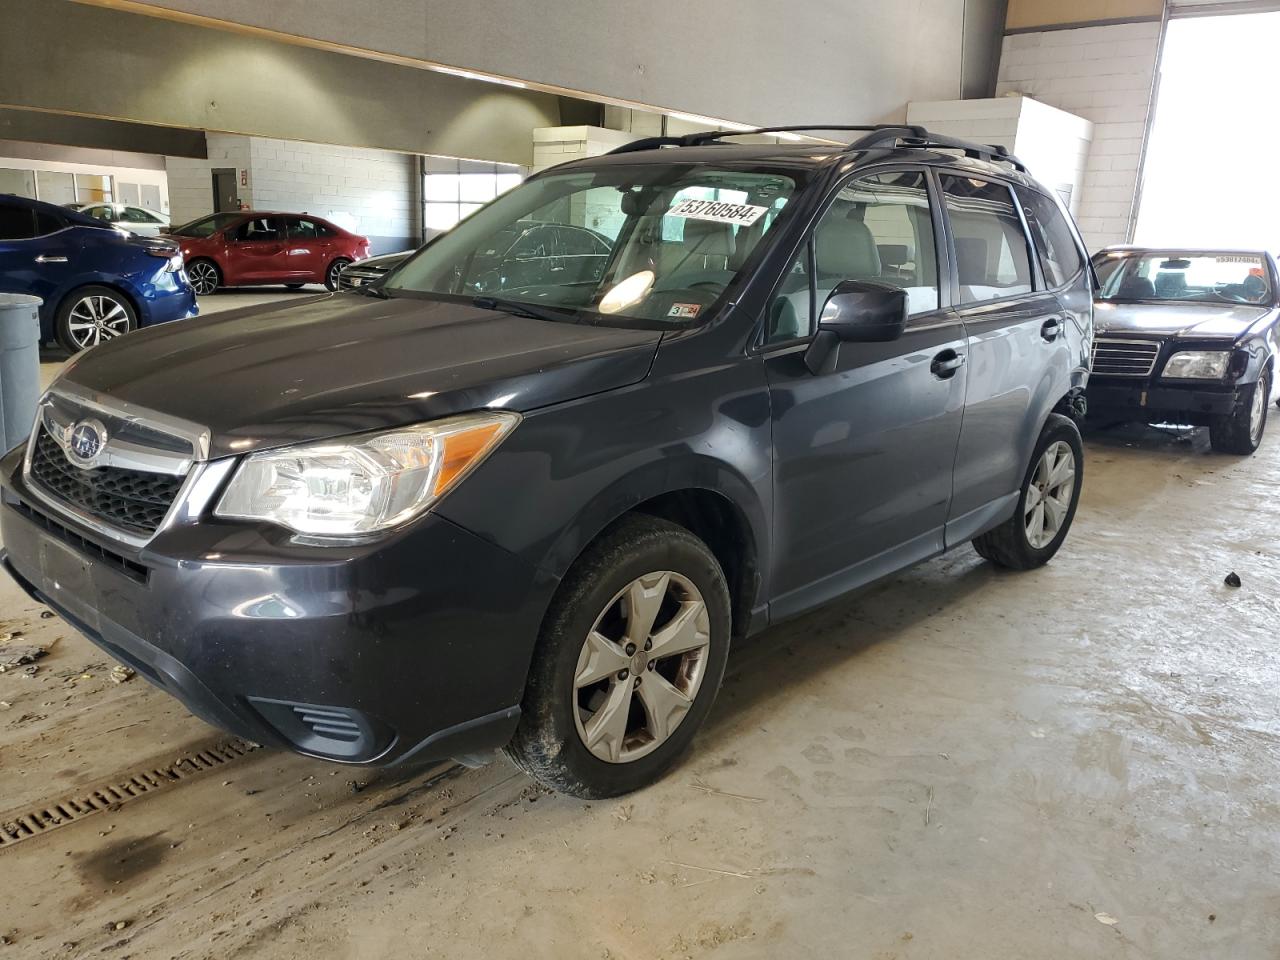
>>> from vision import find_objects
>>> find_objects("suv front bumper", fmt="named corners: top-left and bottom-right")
top-left (0, 443), bottom-right (555, 766)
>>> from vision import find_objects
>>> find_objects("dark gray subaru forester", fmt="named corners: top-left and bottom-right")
top-left (0, 125), bottom-right (1092, 797)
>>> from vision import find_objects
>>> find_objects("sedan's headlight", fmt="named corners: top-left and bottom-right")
top-left (1162, 350), bottom-right (1230, 380)
top-left (214, 411), bottom-right (519, 537)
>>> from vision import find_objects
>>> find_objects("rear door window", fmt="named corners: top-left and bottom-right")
top-left (940, 175), bottom-right (1034, 304)
top-left (0, 203), bottom-right (35, 240)
top-left (1019, 189), bottom-right (1085, 288)
top-left (291, 218), bottom-right (335, 239)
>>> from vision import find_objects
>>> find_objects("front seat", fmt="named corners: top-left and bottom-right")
top-left (676, 219), bottom-right (736, 271)
top-left (1117, 275), bottom-right (1156, 299)
top-left (815, 215), bottom-right (881, 289)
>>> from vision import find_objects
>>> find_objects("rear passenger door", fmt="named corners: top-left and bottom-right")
top-left (939, 173), bottom-right (1067, 545)
top-left (286, 217), bottom-right (335, 280)
top-left (762, 168), bottom-right (967, 619)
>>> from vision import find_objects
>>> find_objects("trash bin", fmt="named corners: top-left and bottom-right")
top-left (0, 293), bottom-right (42, 455)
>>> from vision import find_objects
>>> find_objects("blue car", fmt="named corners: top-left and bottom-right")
top-left (0, 194), bottom-right (198, 352)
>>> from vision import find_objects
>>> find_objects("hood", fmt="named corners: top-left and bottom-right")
top-left (1094, 300), bottom-right (1275, 340)
top-left (60, 293), bottom-right (662, 458)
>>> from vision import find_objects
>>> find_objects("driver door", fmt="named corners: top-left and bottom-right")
top-left (228, 215), bottom-right (289, 282)
top-left (762, 169), bottom-right (967, 619)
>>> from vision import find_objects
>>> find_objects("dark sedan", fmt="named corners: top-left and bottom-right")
top-left (1088, 247), bottom-right (1278, 453)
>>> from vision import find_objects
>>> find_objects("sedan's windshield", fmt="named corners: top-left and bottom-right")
top-left (384, 165), bottom-right (801, 324)
top-left (169, 212), bottom-right (243, 238)
top-left (1096, 252), bottom-right (1272, 305)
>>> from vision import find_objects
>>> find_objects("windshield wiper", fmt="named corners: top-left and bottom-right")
top-left (473, 296), bottom-right (578, 323)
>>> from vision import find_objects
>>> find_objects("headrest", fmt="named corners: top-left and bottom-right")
top-left (681, 218), bottom-right (736, 258)
top-left (1118, 276), bottom-right (1155, 299)
top-left (955, 237), bottom-right (988, 284)
top-left (815, 216), bottom-right (880, 279)
top-left (877, 243), bottom-right (910, 268)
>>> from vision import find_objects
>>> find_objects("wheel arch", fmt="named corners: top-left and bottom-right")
top-left (536, 458), bottom-right (768, 641)
top-left (54, 280), bottom-right (142, 326)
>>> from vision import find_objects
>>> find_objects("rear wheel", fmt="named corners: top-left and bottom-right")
top-left (1210, 370), bottom-right (1269, 455)
top-left (187, 259), bottom-right (221, 296)
top-left (325, 258), bottom-right (352, 291)
top-left (504, 515), bottom-right (731, 798)
top-left (972, 413), bottom-right (1083, 570)
top-left (55, 286), bottom-right (136, 353)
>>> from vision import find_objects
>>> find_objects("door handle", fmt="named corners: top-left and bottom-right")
top-left (34, 255), bottom-right (68, 263)
top-left (930, 349), bottom-right (967, 379)
top-left (1041, 318), bottom-right (1062, 342)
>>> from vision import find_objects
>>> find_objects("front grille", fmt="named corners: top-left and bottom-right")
top-left (28, 427), bottom-right (183, 536)
top-left (1091, 338), bottom-right (1161, 377)
top-left (337, 268), bottom-right (384, 290)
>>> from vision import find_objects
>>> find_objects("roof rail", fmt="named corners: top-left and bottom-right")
top-left (606, 123), bottom-right (1028, 173)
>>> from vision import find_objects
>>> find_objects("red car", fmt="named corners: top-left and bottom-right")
top-left (165, 211), bottom-right (370, 295)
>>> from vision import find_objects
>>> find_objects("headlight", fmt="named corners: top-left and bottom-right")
top-left (1162, 350), bottom-right (1230, 380)
top-left (214, 411), bottom-right (520, 537)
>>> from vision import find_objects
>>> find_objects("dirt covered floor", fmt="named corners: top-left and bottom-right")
top-left (0, 420), bottom-right (1277, 959)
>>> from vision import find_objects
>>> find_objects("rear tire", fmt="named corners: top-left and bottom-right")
top-left (325, 258), bottom-right (352, 291)
top-left (1210, 370), bottom-right (1269, 455)
top-left (54, 286), bottom-right (137, 353)
top-left (504, 515), bottom-right (731, 798)
top-left (972, 413), bottom-right (1083, 571)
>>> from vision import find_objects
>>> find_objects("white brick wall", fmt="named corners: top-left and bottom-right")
top-left (164, 133), bottom-right (253, 226)
top-left (248, 138), bottom-right (417, 249)
top-left (996, 21), bottom-right (1161, 250)
top-left (164, 134), bottom-right (418, 250)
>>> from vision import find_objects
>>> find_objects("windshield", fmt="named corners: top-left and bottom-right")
top-left (1096, 252), bottom-right (1272, 305)
top-left (169, 212), bottom-right (243, 238)
top-left (384, 165), bottom-right (800, 324)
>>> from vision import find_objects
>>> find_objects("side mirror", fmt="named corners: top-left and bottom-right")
top-left (804, 280), bottom-right (908, 375)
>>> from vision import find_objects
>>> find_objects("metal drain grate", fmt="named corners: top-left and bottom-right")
top-left (0, 736), bottom-right (261, 850)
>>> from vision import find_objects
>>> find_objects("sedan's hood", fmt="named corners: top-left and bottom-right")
top-left (1094, 300), bottom-right (1275, 340)
top-left (62, 293), bottom-right (662, 458)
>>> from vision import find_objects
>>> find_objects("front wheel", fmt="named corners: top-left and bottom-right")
top-left (1210, 370), bottom-right (1269, 455)
top-left (325, 258), bottom-right (352, 291)
top-left (55, 286), bottom-right (137, 353)
top-left (972, 413), bottom-right (1083, 570)
top-left (187, 259), bottom-right (221, 296)
top-left (504, 515), bottom-right (731, 798)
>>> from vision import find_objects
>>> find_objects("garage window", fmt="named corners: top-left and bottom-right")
top-left (423, 157), bottom-right (524, 233)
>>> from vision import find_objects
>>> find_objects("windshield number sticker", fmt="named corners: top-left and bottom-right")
top-left (668, 303), bottom-right (702, 319)
top-left (667, 198), bottom-right (768, 227)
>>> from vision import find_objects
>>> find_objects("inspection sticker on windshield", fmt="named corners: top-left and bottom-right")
top-left (667, 198), bottom-right (768, 227)
top-left (668, 302), bottom-right (702, 319)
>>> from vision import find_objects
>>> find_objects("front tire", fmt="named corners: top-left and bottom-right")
top-left (1210, 370), bottom-right (1269, 455)
top-left (325, 258), bottom-right (352, 291)
top-left (187, 259), bottom-right (221, 296)
top-left (504, 515), bottom-right (731, 798)
top-left (55, 286), bottom-right (137, 353)
top-left (972, 413), bottom-right (1083, 570)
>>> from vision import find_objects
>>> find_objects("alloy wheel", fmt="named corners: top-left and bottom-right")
top-left (188, 261), bottom-right (219, 295)
top-left (327, 260), bottom-right (348, 289)
top-left (66, 294), bottom-right (131, 349)
top-left (573, 571), bottom-right (711, 764)
top-left (1024, 440), bottom-right (1076, 549)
